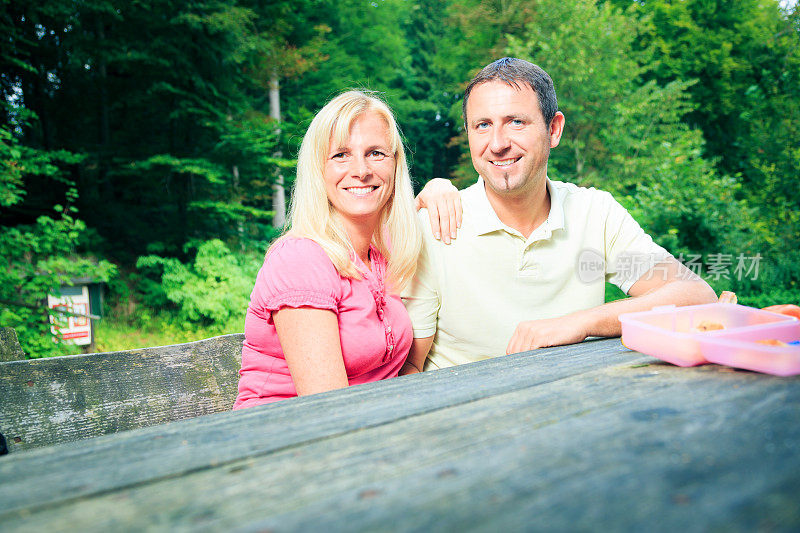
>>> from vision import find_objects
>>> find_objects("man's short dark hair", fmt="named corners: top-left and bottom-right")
top-left (462, 57), bottom-right (558, 128)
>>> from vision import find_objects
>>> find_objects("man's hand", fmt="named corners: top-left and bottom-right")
top-left (505, 259), bottom-right (717, 355)
top-left (415, 178), bottom-right (461, 244)
top-left (506, 315), bottom-right (589, 354)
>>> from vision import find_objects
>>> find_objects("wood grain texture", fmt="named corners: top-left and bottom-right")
top-left (0, 339), bottom-right (635, 512)
top-left (1, 346), bottom-right (798, 532)
top-left (0, 333), bottom-right (243, 452)
top-left (0, 328), bottom-right (25, 362)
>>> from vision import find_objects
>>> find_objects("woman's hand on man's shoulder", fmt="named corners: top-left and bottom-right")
top-left (414, 178), bottom-right (462, 244)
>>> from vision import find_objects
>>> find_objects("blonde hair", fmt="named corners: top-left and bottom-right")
top-left (278, 90), bottom-right (421, 293)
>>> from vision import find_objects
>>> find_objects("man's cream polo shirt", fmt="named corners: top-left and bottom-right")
top-left (403, 177), bottom-right (670, 370)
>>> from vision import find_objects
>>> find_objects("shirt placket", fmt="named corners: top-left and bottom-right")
top-left (367, 249), bottom-right (395, 363)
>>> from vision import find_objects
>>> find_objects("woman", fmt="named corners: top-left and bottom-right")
top-left (234, 91), bottom-right (422, 408)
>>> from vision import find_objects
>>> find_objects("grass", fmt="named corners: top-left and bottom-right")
top-left (61, 315), bottom-right (244, 355)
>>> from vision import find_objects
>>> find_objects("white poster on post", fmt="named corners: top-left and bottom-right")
top-left (48, 285), bottom-right (92, 346)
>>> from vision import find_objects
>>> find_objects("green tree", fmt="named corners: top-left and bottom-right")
top-left (2, 0), bottom-right (293, 260)
top-left (615, 0), bottom-right (800, 301)
top-left (506, 0), bottom-right (774, 300)
top-left (506, 1), bottom-right (698, 193)
top-left (613, 0), bottom-right (795, 174)
top-left (394, 0), bottom-right (466, 185)
top-left (1, 115), bottom-right (116, 357)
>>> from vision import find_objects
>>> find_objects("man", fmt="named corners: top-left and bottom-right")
top-left (402, 57), bottom-right (716, 372)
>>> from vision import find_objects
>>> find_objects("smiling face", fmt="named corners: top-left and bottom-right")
top-left (323, 111), bottom-right (396, 233)
top-left (466, 80), bottom-right (563, 202)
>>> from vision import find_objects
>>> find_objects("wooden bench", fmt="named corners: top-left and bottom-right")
top-left (0, 333), bottom-right (243, 454)
top-left (0, 327), bottom-right (26, 362)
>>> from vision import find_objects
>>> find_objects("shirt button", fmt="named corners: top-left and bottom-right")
top-left (387, 326), bottom-right (392, 333)
top-left (388, 345), bottom-right (394, 351)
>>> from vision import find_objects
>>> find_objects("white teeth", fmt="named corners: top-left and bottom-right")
top-left (492, 159), bottom-right (517, 167)
top-left (346, 186), bottom-right (376, 196)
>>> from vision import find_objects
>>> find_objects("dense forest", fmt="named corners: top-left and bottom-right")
top-left (2, 0), bottom-right (799, 356)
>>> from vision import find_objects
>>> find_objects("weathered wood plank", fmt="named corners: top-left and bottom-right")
top-left (0, 339), bottom-right (639, 513)
top-left (1, 357), bottom-right (797, 532)
top-left (0, 327), bottom-right (25, 362)
top-left (252, 368), bottom-right (800, 533)
top-left (0, 333), bottom-right (243, 452)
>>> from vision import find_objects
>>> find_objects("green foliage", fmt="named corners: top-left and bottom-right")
top-left (611, 0), bottom-right (800, 303)
top-left (0, 125), bottom-right (116, 358)
top-left (617, 0), bottom-right (794, 175)
top-left (605, 282), bottom-right (627, 303)
top-left (136, 240), bottom-right (257, 326)
top-left (1, 0), bottom-right (295, 261)
top-left (392, 0), bottom-right (467, 184)
top-left (502, 0), bottom-right (799, 304)
top-left (0, 127), bottom-right (24, 207)
top-left (3, 0), bottom-right (799, 355)
top-left (506, 0), bottom-right (699, 192)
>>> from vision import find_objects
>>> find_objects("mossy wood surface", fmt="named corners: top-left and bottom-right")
top-left (1, 338), bottom-right (798, 531)
top-left (0, 333), bottom-right (243, 452)
top-left (0, 328), bottom-right (25, 362)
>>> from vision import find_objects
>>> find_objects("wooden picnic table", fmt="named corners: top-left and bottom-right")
top-left (0, 338), bottom-right (798, 531)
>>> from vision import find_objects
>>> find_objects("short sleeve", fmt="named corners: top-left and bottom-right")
top-left (402, 210), bottom-right (441, 338)
top-left (251, 238), bottom-right (342, 315)
top-left (602, 193), bottom-right (672, 294)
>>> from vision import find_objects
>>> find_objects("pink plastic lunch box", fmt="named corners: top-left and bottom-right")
top-left (700, 321), bottom-right (800, 376)
top-left (619, 303), bottom-right (800, 375)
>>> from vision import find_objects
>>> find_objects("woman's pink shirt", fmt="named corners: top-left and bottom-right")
top-left (233, 237), bottom-right (412, 409)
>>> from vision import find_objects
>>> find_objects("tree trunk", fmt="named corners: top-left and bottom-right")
top-left (574, 143), bottom-right (584, 179)
top-left (97, 20), bottom-right (110, 150)
top-left (96, 18), bottom-right (111, 206)
top-left (232, 163), bottom-right (245, 244)
top-left (269, 71), bottom-right (286, 228)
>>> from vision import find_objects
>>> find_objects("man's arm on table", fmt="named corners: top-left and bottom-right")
top-left (505, 258), bottom-right (718, 354)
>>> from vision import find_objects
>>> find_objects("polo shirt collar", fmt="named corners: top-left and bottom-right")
top-left (469, 176), bottom-right (565, 239)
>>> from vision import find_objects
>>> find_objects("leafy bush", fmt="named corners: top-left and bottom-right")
top-left (1, 124), bottom-right (117, 357)
top-left (136, 239), bottom-right (258, 326)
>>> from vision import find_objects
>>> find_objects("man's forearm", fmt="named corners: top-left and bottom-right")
top-left (506, 264), bottom-right (717, 354)
top-left (400, 335), bottom-right (434, 375)
top-left (574, 278), bottom-right (718, 338)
